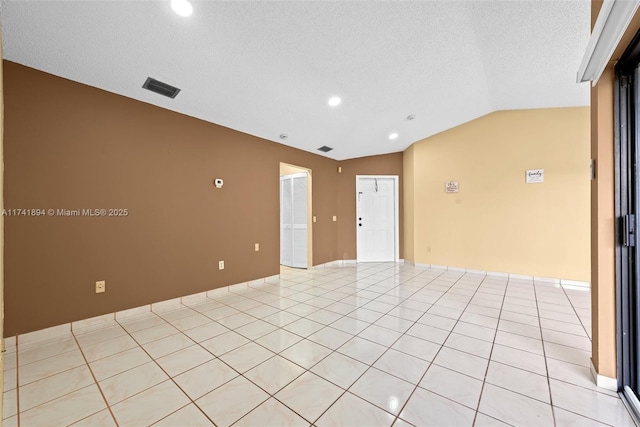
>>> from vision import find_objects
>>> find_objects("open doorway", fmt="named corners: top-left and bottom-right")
top-left (280, 163), bottom-right (312, 269)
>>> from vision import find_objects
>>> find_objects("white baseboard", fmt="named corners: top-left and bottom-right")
top-left (590, 360), bottom-right (618, 392)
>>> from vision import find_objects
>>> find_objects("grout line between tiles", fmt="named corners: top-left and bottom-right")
top-left (532, 280), bottom-right (557, 427)
top-left (71, 333), bottom-right (120, 426)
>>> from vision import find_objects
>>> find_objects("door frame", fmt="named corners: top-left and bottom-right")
top-left (355, 175), bottom-right (399, 263)
top-left (280, 163), bottom-right (313, 269)
top-left (615, 27), bottom-right (640, 421)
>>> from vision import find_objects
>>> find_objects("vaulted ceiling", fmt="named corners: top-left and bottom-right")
top-left (1, 1), bottom-right (590, 160)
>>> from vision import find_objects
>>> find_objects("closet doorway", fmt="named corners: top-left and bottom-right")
top-left (280, 163), bottom-right (312, 269)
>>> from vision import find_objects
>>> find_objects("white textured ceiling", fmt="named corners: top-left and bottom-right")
top-left (1, 0), bottom-right (590, 160)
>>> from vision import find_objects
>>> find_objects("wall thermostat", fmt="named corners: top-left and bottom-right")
top-left (214, 178), bottom-right (224, 188)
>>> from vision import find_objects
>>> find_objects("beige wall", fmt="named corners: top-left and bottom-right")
top-left (279, 162), bottom-right (313, 268)
top-left (407, 108), bottom-right (591, 280)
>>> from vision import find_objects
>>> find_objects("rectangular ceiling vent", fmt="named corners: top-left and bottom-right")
top-left (142, 77), bottom-right (181, 99)
top-left (317, 145), bottom-right (333, 152)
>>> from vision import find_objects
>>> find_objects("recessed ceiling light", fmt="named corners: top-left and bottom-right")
top-left (280, 134), bottom-right (288, 140)
top-left (407, 114), bottom-right (416, 120)
top-left (389, 133), bottom-right (399, 140)
top-left (328, 97), bottom-right (341, 107)
top-left (171, 0), bottom-right (193, 17)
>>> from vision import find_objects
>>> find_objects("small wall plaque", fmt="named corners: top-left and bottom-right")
top-left (526, 169), bottom-right (544, 184)
top-left (445, 181), bottom-right (459, 193)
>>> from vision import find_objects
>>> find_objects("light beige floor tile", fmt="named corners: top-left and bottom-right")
top-left (444, 333), bottom-right (493, 359)
top-left (153, 404), bottom-right (214, 426)
top-left (19, 348), bottom-right (86, 385)
top-left (142, 332), bottom-right (196, 359)
top-left (155, 344), bottom-right (214, 377)
top-left (234, 398), bottom-right (309, 427)
top-left (307, 327), bottom-right (353, 350)
top-left (283, 318), bottom-right (326, 337)
top-left (337, 336), bottom-right (387, 365)
top-left (120, 314), bottom-right (167, 333)
top-left (485, 361), bottom-right (550, 403)
top-left (74, 325), bottom-right (127, 347)
top-left (373, 349), bottom-right (430, 384)
top-left (196, 376), bottom-right (269, 427)
top-left (400, 387), bottom-right (475, 426)
top-left (70, 409), bottom-right (117, 426)
top-left (419, 364), bottom-right (483, 409)
top-left (547, 358), bottom-right (617, 397)
top-left (405, 322), bottom-right (450, 344)
top-left (347, 307), bottom-right (385, 323)
top-left (392, 335), bottom-right (441, 361)
top-left (316, 391), bottom-right (395, 426)
top-left (219, 342), bottom-right (275, 373)
top-left (262, 311), bottom-right (301, 327)
top-left (19, 336), bottom-right (79, 366)
top-left (473, 413), bottom-right (511, 426)
top-left (542, 329), bottom-right (591, 352)
top-left (490, 344), bottom-right (547, 375)
top-left (280, 339), bottom-right (332, 369)
top-left (235, 320), bottom-right (279, 340)
top-left (498, 319), bottom-right (541, 339)
top-left (244, 355), bottom-right (305, 394)
top-left (174, 358), bottom-right (238, 399)
top-left (200, 331), bottom-right (250, 356)
top-left (452, 322), bottom-right (496, 342)
top-left (358, 324), bottom-right (402, 346)
top-left (479, 383), bottom-right (554, 427)
top-left (80, 333), bottom-right (139, 362)
top-left (374, 315), bottom-right (414, 333)
top-left (433, 347), bottom-right (488, 380)
top-left (549, 378), bottom-right (634, 426)
top-left (129, 323), bottom-right (180, 344)
top-left (3, 389), bottom-right (17, 419)
top-left (90, 346), bottom-right (152, 381)
top-left (458, 312), bottom-right (499, 329)
top-left (310, 351), bottom-right (368, 389)
top-left (494, 330), bottom-right (543, 355)
top-left (20, 384), bottom-right (106, 427)
top-left (217, 313), bottom-right (259, 330)
top-left (544, 341), bottom-right (591, 367)
top-left (20, 364), bottom-right (94, 411)
top-left (100, 361), bottom-right (168, 404)
top-left (255, 328), bottom-right (302, 352)
top-left (275, 372), bottom-right (343, 423)
top-left (182, 321), bottom-right (228, 343)
top-left (552, 407), bottom-right (610, 427)
top-left (111, 380), bottom-right (190, 426)
top-left (349, 368), bottom-right (415, 415)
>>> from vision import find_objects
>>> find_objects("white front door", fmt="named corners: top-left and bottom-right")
top-left (280, 173), bottom-right (308, 268)
top-left (356, 176), bottom-right (398, 262)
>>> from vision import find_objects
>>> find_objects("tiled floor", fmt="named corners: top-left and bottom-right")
top-left (2, 263), bottom-right (635, 426)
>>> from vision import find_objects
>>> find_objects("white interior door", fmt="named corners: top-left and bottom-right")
top-left (356, 176), bottom-right (398, 262)
top-left (280, 173), bottom-right (308, 268)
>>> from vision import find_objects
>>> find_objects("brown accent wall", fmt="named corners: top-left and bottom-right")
top-left (337, 154), bottom-right (404, 260)
top-left (3, 61), bottom-right (402, 336)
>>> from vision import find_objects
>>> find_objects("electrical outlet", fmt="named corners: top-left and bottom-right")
top-left (95, 280), bottom-right (106, 294)
top-left (255, 243), bottom-right (260, 251)
top-left (218, 260), bottom-right (225, 270)
top-left (333, 215), bottom-right (337, 222)
top-left (313, 216), bottom-right (316, 223)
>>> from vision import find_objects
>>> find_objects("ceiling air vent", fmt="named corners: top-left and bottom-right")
top-left (142, 77), bottom-right (181, 99)
top-left (317, 146), bottom-right (333, 153)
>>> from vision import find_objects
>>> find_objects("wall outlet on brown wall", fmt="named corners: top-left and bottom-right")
top-left (218, 260), bottom-right (225, 270)
top-left (255, 243), bottom-right (259, 251)
top-left (95, 280), bottom-right (106, 293)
